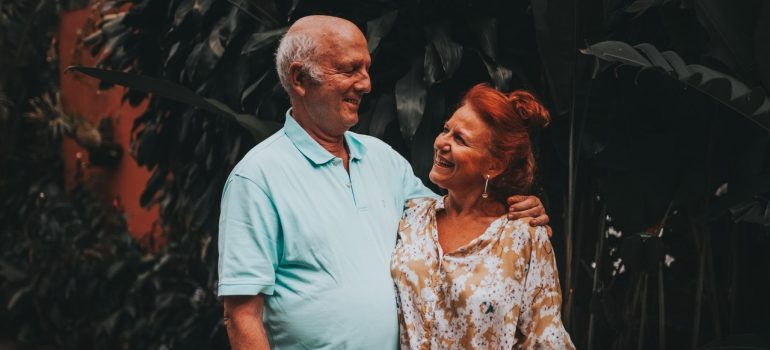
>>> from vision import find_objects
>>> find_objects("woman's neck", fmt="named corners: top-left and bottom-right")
top-left (444, 189), bottom-right (506, 219)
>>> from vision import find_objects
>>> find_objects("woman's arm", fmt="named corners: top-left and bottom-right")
top-left (517, 226), bottom-right (575, 349)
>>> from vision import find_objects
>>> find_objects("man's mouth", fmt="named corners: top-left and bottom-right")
top-left (343, 97), bottom-right (360, 106)
top-left (434, 154), bottom-right (454, 168)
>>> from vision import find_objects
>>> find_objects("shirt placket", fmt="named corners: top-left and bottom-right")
top-left (330, 157), bottom-right (369, 211)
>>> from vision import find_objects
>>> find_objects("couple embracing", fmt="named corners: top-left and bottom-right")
top-left (217, 15), bottom-right (575, 350)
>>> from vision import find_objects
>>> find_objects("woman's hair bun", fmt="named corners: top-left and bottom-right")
top-left (507, 90), bottom-right (550, 131)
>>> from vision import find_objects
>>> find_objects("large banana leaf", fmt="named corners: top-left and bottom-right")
top-left (581, 41), bottom-right (770, 132)
top-left (66, 66), bottom-right (281, 141)
top-left (395, 54), bottom-right (427, 141)
top-left (366, 10), bottom-right (398, 53)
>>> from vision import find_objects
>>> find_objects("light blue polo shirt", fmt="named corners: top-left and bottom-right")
top-left (218, 110), bottom-right (436, 350)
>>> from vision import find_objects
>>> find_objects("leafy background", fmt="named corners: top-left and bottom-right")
top-left (1, 0), bottom-right (770, 349)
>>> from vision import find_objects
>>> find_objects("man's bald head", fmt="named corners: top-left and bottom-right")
top-left (275, 16), bottom-right (366, 93)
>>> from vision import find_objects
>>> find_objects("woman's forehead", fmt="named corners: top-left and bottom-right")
top-left (448, 106), bottom-right (492, 139)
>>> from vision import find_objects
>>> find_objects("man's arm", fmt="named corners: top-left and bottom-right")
top-left (507, 195), bottom-right (552, 237)
top-left (218, 174), bottom-right (281, 348)
top-left (507, 195), bottom-right (548, 226)
top-left (224, 295), bottom-right (270, 350)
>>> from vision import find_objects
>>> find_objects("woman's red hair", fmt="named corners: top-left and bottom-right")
top-left (459, 84), bottom-right (550, 202)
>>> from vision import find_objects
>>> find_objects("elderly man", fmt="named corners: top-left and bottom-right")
top-left (218, 15), bottom-right (549, 349)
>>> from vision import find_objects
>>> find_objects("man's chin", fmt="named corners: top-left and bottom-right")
top-left (343, 115), bottom-right (359, 128)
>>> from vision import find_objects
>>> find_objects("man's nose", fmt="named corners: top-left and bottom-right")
top-left (355, 70), bottom-right (371, 94)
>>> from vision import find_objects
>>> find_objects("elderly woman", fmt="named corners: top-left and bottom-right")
top-left (391, 84), bottom-right (575, 350)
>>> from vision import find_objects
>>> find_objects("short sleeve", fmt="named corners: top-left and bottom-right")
top-left (217, 174), bottom-right (282, 297)
top-left (392, 151), bottom-right (436, 202)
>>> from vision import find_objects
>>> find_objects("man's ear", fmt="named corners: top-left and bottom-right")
top-left (288, 62), bottom-right (307, 96)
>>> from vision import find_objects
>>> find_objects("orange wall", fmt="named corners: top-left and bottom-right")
top-left (58, 8), bottom-right (159, 240)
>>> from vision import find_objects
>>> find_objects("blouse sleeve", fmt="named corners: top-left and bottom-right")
top-left (517, 226), bottom-right (575, 350)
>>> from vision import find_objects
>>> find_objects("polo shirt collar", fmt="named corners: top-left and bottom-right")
top-left (283, 109), bottom-right (368, 165)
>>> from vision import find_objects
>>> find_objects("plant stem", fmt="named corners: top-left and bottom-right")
top-left (658, 262), bottom-right (666, 350)
top-left (586, 202), bottom-right (607, 349)
top-left (691, 218), bottom-right (706, 349)
top-left (704, 226), bottom-right (722, 340)
top-left (637, 273), bottom-right (649, 350)
top-left (563, 0), bottom-right (581, 330)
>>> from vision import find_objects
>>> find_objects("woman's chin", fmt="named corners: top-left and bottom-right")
top-left (428, 171), bottom-right (449, 189)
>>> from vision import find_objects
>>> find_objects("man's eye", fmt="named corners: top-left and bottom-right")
top-left (455, 135), bottom-right (466, 145)
top-left (441, 126), bottom-right (449, 133)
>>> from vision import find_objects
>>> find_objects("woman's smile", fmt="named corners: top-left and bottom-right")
top-left (433, 153), bottom-right (455, 169)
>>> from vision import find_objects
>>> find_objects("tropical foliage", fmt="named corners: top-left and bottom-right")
top-left (1, 0), bottom-right (769, 349)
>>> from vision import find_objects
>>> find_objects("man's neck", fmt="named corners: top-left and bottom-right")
top-left (290, 109), bottom-right (351, 170)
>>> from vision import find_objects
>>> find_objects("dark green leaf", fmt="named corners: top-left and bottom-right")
top-left (106, 261), bottom-right (126, 280)
top-left (173, 0), bottom-right (196, 27)
top-left (624, 0), bottom-right (667, 16)
top-left (7, 285), bottom-right (32, 310)
top-left (395, 55), bottom-right (427, 141)
top-left (207, 17), bottom-right (228, 58)
top-left (369, 93), bottom-right (397, 138)
top-left (467, 17), bottom-right (497, 61)
top-left (634, 43), bottom-right (673, 73)
top-left (141, 169), bottom-right (168, 207)
top-left (581, 41), bottom-right (652, 67)
top-left (532, 0), bottom-right (576, 115)
top-left (136, 125), bottom-right (160, 168)
top-left (476, 50), bottom-right (512, 91)
top-left (688, 65), bottom-right (750, 100)
top-left (241, 27), bottom-right (287, 55)
top-left (582, 42), bottom-right (770, 131)
top-left (755, 1), bottom-right (770, 91)
top-left (694, 0), bottom-right (758, 83)
top-left (426, 22), bottom-right (462, 80)
top-left (241, 70), bottom-right (274, 110)
top-left (66, 66), bottom-right (281, 141)
top-left (0, 260), bottom-right (26, 282)
top-left (423, 43), bottom-right (442, 86)
top-left (366, 10), bottom-right (398, 53)
top-left (183, 41), bottom-right (221, 85)
top-left (660, 50), bottom-right (693, 79)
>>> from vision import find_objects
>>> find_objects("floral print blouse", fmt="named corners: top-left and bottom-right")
top-left (390, 198), bottom-right (575, 350)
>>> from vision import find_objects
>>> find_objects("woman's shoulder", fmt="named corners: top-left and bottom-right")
top-left (503, 218), bottom-right (551, 249)
top-left (400, 197), bottom-right (438, 224)
top-left (404, 197), bottom-right (438, 212)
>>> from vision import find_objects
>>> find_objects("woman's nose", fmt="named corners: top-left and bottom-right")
top-left (434, 135), bottom-right (450, 151)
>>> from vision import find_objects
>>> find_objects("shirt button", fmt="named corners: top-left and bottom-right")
top-left (333, 159), bottom-right (341, 166)
top-left (346, 183), bottom-right (351, 188)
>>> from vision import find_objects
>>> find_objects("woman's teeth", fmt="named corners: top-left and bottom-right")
top-left (434, 155), bottom-right (454, 168)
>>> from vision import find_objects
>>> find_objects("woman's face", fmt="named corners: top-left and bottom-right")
top-left (429, 105), bottom-right (500, 192)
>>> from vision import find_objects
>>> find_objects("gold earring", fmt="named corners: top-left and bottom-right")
top-left (482, 174), bottom-right (490, 199)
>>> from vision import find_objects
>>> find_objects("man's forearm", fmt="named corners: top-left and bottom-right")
top-left (226, 315), bottom-right (270, 350)
top-left (224, 295), bottom-right (270, 350)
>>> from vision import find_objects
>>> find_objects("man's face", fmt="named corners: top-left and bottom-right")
top-left (301, 28), bottom-right (371, 135)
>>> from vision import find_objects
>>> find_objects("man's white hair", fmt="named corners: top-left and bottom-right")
top-left (275, 31), bottom-right (323, 93)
